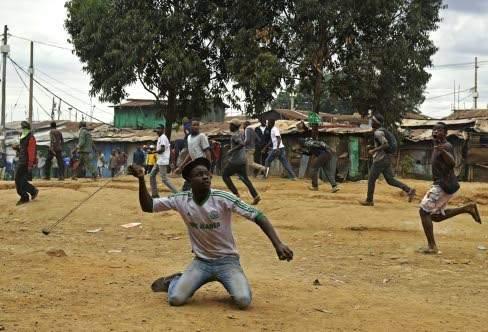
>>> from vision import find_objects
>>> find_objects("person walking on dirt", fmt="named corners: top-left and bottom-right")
top-left (150, 124), bottom-right (178, 197)
top-left (13, 121), bottom-right (39, 205)
top-left (243, 120), bottom-right (266, 177)
top-left (133, 146), bottom-right (145, 167)
top-left (44, 121), bottom-right (65, 180)
top-left (264, 119), bottom-right (297, 180)
top-left (418, 122), bottom-right (482, 254)
top-left (175, 121), bottom-right (212, 191)
top-left (96, 150), bottom-right (106, 177)
top-left (255, 117), bottom-right (269, 165)
top-left (109, 150), bottom-right (119, 178)
top-left (301, 123), bottom-right (339, 193)
top-left (360, 113), bottom-right (415, 206)
top-left (128, 157), bottom-right (293, 309)
top-left (222, 119), bottom-right (261, 205)
top-left (76, 121), bottom-right (97, 180)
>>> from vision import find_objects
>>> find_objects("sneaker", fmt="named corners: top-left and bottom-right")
top-left (31, 189), bottom-right (39, 200)
top-left (290, 177), bottom-right (297, 181)
top-left (331, 186), bottom-right (340, 193)
top-left (359, 200), bottom-right (374, 206)
top-left (469, 203), bottom-right (482, 224)
top-left (308, 186), bottom-right (319, 191)
top-left (151, 273), bottom-right (182, 292)
top-left (16, 199), bottom-right (29, 206)
top-left (252, 195), bottom-right (261, 205)
top-left (407, 188), bottom-right (416, 202)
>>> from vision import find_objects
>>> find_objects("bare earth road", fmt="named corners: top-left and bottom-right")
top-left (1, 176), bottom-right (487, 331)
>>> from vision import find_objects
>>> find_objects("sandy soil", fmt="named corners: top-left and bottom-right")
top-left (1, 175), bottom-right (487, 331)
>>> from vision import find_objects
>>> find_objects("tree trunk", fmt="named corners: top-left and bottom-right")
top-left (165, 89), bottom-right (177, 140)
top-left (312, 68), bottom-right (322, 114)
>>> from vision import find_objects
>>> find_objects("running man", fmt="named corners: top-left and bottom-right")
top-left (360, 113), bottom-right (415, 206)
top-left (150, 124), bottom-right (178, 197)
top-left (243, 120), bottom-right (266, 176)
top-left (222, 119), bottom-right (261, 205)
top-left (418, 122), bottom-right (482, 254)
top-left (301, 123), bottom-right (339, 192)
top-left (264, 119), bottom-right (297, 180)
top-left (128, 158), bottom-right (293, 309)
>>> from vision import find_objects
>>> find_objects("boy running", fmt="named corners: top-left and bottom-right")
top-left (128, 158), bottom-right (293, 309)
top-left (418, 122), bottom-right (482, 254)
top-left (360, 113), bottom-right (415, 206)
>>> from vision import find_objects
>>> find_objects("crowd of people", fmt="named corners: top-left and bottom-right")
top-left (3, 114), bottom-right (483, 309)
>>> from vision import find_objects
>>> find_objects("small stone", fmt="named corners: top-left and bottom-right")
top-left (46, 249), bottom-right (67, 257)
top-left (313, 279), bottom-right (321, 286)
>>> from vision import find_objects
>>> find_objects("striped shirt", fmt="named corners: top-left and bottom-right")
top-left (153, 189), bottom-right (262, 260)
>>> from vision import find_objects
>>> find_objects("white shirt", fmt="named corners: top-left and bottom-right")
top-left (156, 133), bottom-right (171, 165)
top-left (153, 189), bottom-right (261, 260)
top-left (187, 133), bottom-right (210, 160)
top-left (271, 126), bottom-right (284, 149)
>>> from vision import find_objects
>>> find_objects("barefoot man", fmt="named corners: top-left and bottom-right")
top-left (128, 158), bottom-right (293, 309)
top-left (418, 122), bottom-right (482, 254)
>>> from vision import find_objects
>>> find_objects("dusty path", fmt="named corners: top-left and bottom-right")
top-left (1, 176), bottom-right (487, 331)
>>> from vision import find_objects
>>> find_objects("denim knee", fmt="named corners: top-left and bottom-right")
top-left (168, 294), bottom-right (187, 306)
top-left (233, 294), bottom-right (252, 309)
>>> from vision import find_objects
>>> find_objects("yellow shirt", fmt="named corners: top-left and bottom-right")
top-left (146, 152), bottom-right (157, 166)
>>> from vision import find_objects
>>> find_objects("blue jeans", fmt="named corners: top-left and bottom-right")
top-left (168, 256), bottom-right (252, 309)
top-left (264, 148), bottom-right (296, 178)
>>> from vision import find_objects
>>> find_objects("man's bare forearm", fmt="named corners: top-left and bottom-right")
top-left (255, 214), bottom-right (283, 249)
top-left (138, 176), bottom-right (153, 212)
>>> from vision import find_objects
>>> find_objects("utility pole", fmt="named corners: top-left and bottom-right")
top-left (57, 98), bottom-right (61, 120)
top-left (1, 25), bottom-right (8, 153)
top-left (68, 107), bottom-right (72, 121)
top-left (457, 84), bottom-right (460, 110)
top-left (51, 97), bottom-right (55, 120)
top-left (28, 41), bottom-right (34, 124)
top-left (474, 56), bottom-right (479, 109)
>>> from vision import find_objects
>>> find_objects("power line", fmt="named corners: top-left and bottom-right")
top-left (424, 87), bottom-right (472, 101)
top-left (8, 33), bottom-right (73, 51)
top-left (10, 59), bottom-right (51, 119)
top-left (8, 56), bottom-right (112, 126)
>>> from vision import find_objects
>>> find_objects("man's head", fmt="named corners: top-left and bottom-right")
top-left (182, 157), bottom-right (212, 191)
top-left (20, 121), bottom-right (31, 130)
top-left (191, 121), bottom-right (200, 135)
top-left (155, 123), bottom-right (165, 136)
top-left (79, 121), bottom-right (87, 128)
top-left (433, 122), bottom-right (448, 142)
top-left (50, 121), bottom-right (57, 129)
top-left (229, 118), bottom-right (241, 132)
top-left (243, 120), bottom-right (251, 129)
top-left (268, 119), bottom-right (276, 128)
top-left (370, 113), bottom-right (384, 129)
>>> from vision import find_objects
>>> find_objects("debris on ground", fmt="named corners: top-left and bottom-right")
top-left (46, 249), bottom-right (67, 257)
top-left (121, 222), bottom-right (142, 228)
top-left (86, 228), bottom-right (103, 233)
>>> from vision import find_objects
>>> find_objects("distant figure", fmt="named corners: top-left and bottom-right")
top-left (360, 113), bottom-right (415, 206)
top-left (150, 124), bottom-right (178, 197)
top-left (109, 150), bottom-right (119, 178)
top-left (70, 148), bottom-right (80, 180)
top-left (243, 120), bottom-right (266, 177)
top-left (120, 152), bottom-right (128, 174)
top-left (264, 119), bottom-right (296, 180)
top-left (37, 153), bottom-right (46, 179)
top-left (146, 145), bottom-right (157, 174)
top-left (76, 121), bottom-right (97, 180)
top-left (44, 121), bottom-right (65, 180)
top-left (133, 145), bottom-right (145, 167)
top-left (97, 151), bottom-right (106, 177)
top-left (222, 119), bottom-right (261, 205)
top-left (418, 122), bottom-right (482, 254)
top-left (0, 151), bottom-right (6, 180)
top-left (182, 116), bottom-right (191, 140)
top-left (254, 117), bottom-right (270, 165)
top-left (13, 121), bottom-right (39, 205)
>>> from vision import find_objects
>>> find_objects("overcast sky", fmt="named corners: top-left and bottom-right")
top-left (1, 0), bottom-right (487, 123)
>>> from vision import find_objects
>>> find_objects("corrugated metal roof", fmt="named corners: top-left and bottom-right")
top-left (401, 118), bottom-right (476, 128)
top-left (402, 128), bottom-right (467, 142)
top-left (445, 109), bottom-right (488, 120)
top-left (473, 119), bottom-right (488, 133)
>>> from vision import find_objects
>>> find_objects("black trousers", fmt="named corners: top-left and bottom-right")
top-left (15, 164), bottom-right (37, 201)
top-left (367, 156), bottom-right (410, 202)
top-left (222, 163), bottom-right (259, 198)
top-left (45, 150), bottom-right (64, 178)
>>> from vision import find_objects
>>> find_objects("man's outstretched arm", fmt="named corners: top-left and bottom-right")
top-left (128, 165), bottom-right (153, 213)
top-left (254, 214), bottom-right (293, 261)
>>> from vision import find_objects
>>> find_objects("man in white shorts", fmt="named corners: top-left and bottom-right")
top-left (150, 124), bottom-right (178, 197)
top-left (128, 158), bottom-right (293, 309)
top-left (418, 122), bottom-right (482, 254)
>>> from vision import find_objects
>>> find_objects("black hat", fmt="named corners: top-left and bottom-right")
top-left (182, 157), bottom-right (211, 181)
top-left (154, 123), bottom-right (165, 132)
top-left (21, 121), bottom-right (31, 129)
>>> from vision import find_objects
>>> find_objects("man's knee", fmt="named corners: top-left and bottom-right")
top-left (168, 294), bottom-right (187, 307)
top-left (233, 294), bottom-right (252, 309)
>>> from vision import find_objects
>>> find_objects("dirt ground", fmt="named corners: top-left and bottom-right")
top-left (1, 175), bottom-right (487, 331)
